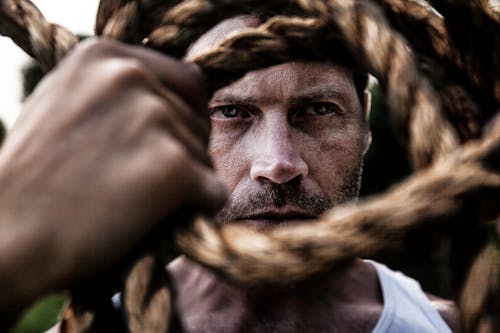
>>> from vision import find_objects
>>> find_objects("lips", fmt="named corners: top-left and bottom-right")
top-left (237, 209), bottom-right (317, 228)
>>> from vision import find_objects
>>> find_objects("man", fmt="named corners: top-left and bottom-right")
top-left (0, 16), bottom-right (458, 332)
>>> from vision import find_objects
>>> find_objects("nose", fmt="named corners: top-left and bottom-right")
top-left (250, 118), bottom-right (308, 184)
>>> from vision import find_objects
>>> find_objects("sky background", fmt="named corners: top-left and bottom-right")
top-left (0, 0), bottom-right (100, 127)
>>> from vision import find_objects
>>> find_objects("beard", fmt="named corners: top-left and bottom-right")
top-left (213, 161), bottom-right (364, 225)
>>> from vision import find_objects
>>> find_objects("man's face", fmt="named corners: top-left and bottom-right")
top-left (188, 18), bottom-right (371, 230)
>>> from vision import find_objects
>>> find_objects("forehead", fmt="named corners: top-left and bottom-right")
top-left (211, 62), bottom-right (357, 107)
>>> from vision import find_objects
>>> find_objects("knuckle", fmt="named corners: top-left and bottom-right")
top-left (165, 138), bottom-right (188, 165)
top-left (185, 63), bottom-right (204, 82)
top-left (149, 137), bottom-right (191, 180)
top-left (144, 94), bottom-right (167, 113)
top-left (70, 41), bottom-right (150, 87)
top-left (71, 38), bottom-right (120, 63)
top-left (102, 58), bottom-right (150, 86)
top-left (183, 63), bottom-right (206, 91)
top-left (136, 96), bottom-right (167, 125)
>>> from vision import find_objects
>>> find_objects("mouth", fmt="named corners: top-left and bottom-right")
top-left (236, 210), bottom-right (317, 230)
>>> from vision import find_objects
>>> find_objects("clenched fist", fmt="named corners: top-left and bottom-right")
top-left (0, 39), bottom-right (226, 318)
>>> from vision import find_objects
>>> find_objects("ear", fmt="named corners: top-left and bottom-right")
top-left (362, 90), bottom-right (372, 155)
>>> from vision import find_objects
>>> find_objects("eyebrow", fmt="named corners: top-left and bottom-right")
top-left (210, 95), bottom-right (258, 106)
top-left (211, 85), bottom-right (355, 110)
top-left (288, 86), bottom-right (353, 110)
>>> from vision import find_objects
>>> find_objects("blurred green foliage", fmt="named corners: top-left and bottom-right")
top-left (9, 294), bottom-right (65, 333)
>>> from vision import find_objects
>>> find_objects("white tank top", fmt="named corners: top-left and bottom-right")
top-left (368, 260), bottom-right (452, 333)
top-left (106, 261), bottom-right (453, 333)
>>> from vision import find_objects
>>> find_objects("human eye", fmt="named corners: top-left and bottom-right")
top-left (296, 102), bottom-right (342, 117)
top-left (210, 105), bottom-right (251, 119)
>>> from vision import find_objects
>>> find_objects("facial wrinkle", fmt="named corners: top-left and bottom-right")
top-left (213, 160), bottom-right (363, 225)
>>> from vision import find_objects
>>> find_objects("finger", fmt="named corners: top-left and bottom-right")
top-left (156, 85), bottom-right (211, 148)
top-left (118, 86), bottom-right (210, 167)
top-left (129, 81), bottom-right (210, 158)
top-left (159, 109), bottom-right (212, 168)
top-left (151, 134), bottom-right (227, 215)
top-left (187, 160), bottom-right (228, 215)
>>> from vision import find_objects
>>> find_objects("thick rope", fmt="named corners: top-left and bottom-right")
top-left (176, 126), bottom-right (500, 284)
top-left (0, 0), bottom-right (499, 332)
top-left (377, 0), bottom-right (500, 106)
top-left (371, 0), bottom-right (483, 143)
top-left (0, 0), bottom-right (78, 71)
top-left (459, 243), bottom-right (499, 333)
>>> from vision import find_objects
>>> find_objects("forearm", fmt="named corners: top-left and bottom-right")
top-left (0, 212), bottom-right (61, 318)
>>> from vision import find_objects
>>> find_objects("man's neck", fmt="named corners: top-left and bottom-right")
top-left (167, 256), bottom-right (383, 332)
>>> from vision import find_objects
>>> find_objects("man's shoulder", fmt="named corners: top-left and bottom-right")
top-left (426, 293), bottom-right (462, 333)
top-left (369, 260), bottom-right (460, 332)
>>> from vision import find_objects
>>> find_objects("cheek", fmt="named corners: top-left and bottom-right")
top-left (208, 129), bottom-right (248, 193)
top-left (305, 126), bottom-right (366, 194)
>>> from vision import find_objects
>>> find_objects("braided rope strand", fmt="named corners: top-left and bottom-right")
top-left (430, 0), bottom-right (500, 102)
top-left (0, 0), bottom-right (78, 71)
top-left (176, 125), bottom-right (500, 285)
top-left (123, 253), bottom-right (172, 333)
top-left (95, 0), bottom-right (134, 36)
